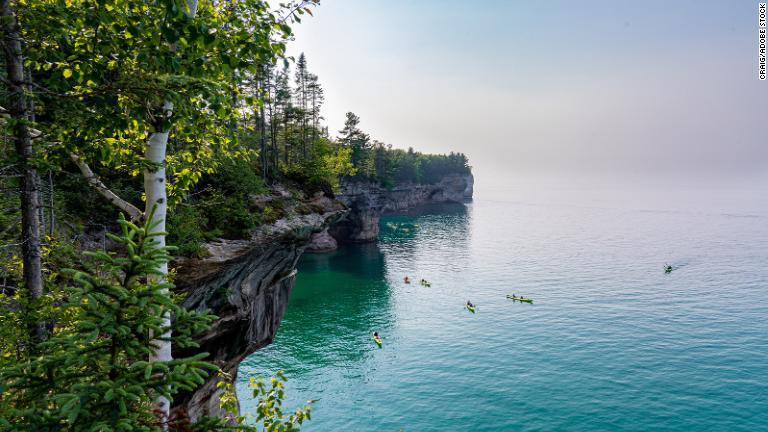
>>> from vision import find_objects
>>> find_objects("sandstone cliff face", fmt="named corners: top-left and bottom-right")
top-left (169, 172), bottom-right (471, 420)
top-left (305, 228), bottom-right (338, 253)
top-left (331, 173), bottom-right (473, 242)
top-left (171, 195), bottom-right (346, 421)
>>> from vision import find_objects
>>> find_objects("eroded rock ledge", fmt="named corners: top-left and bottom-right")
top-left (169, 173), bottom-right (472, 420)
top-left (330, 173), bottom-right (474, 242)
top-left (171, 194), bottom-right (346, 421)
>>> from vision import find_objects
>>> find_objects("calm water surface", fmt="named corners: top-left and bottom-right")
top-left (239, 188), bottom-right (768, 431)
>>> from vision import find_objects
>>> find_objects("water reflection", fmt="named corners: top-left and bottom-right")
top-left (240, 203), bottom-right (471, 373)
top-left (379, 202), bottom-right (471, 267)
top-left (299, 242), bottom-right (386, 280)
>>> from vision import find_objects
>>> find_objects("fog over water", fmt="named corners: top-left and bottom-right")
top-left (288, 0), bottom-right (767, 193)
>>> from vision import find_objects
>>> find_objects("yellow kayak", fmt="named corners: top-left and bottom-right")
top-left (466, 305), bottom-right (476, 313)
top-left (506, 295), bottom-right (533, 303)
top-left (372, 336), bottom-right (382, 348)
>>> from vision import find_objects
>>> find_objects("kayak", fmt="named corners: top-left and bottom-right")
top-left (506, 295), bottom-right (533, 303)
top-left (372, 336), bottom-right (382, 348)
top-left (466, 305), bottom-right (476, 313)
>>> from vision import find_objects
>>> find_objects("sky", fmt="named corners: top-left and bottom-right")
top-left (287, 0), bottom-right (767, 192)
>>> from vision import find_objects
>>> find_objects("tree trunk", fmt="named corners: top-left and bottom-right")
top-left (269, 98), bottom-right (278, 176)
top-left (70, 153), bottom-right (143, 221)
top-left (259, 92), bottom-right (267, 180)
top-left (48, 171), bottom-right (54, 237)
top-left (1, 0), bottom-right (45, 343)
top-left (311, 89), bottom-right (318, 143)
top-left (145, 0), bottom-right (198, 425)
top-left (145, 111), bottom-right (172, 423)
top-left (283, 112), bottom-right (289, 167)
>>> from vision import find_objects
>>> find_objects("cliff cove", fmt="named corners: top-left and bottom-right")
top-left (170, 173), bottom-right (474, 419)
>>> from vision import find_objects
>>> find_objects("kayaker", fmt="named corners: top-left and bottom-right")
top-left (373, 331), bottom-right (379, 338)
top-left (467, 300), bottom-right (474, 308)
top-left (404, 276), bottom-right (410, 284)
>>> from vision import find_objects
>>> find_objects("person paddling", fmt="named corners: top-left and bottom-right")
top-left (404, 276), bottom-right (411, 284)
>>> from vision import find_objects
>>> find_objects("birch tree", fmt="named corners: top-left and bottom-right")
top-left (4, 0), bottom-right (318, 424)
top-left (145, 0), bottom-right (199, 420)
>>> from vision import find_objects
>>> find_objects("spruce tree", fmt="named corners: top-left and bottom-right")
top-left (0, 212), bottom-right (216, 431)
top-left (338, 112), bottom-right (371, 172)
top-left (294, 53), bottom-right (309, 159)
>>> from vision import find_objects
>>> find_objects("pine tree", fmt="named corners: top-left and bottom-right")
top-left (275, 65), bottom-right (293, 168)
top-left (338, 112), bottom-right (371, 170)
top-left (0, 212), bottom-right (216, 431)
top-left (294, 53), bottom-right (309, 159)
top-left (307, 73), bottom-right (324, 144)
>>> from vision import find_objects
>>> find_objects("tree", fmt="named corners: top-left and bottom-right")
top-left (257, 63), bottom-right (270, 180)
top-left (338, 112), bottom-right (371, 170)
top-left (294, 53), bottom-right (309, 159)
top-left (3, 0), bottom-right (318, 424)
top-left (0, 0), bottom-right (45, 345)
top-left (307, 73), bottom-right (324, 143)
top-left (0, 213), bottom-right (216, 431)
top-left (274, 64), bottom-right (293, 168)
top-left (142, 2), bottom-right (199, 418)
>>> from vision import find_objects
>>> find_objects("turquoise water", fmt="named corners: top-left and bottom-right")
top-left (239, 189), bottom-right (768, 431)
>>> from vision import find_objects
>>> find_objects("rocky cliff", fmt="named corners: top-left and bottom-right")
top-left (171, 193), bottom-right (346, 421)
top-left (330, 173), bottom-right (473, 243)
top-left (169, 173), bottom-right (472, 420)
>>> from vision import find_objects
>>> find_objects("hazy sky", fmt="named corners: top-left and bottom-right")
top-left (288, 1), bottom-right (767, 190)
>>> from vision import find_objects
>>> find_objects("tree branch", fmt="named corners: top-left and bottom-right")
top-left (0, 104), bottom-right (41, 138)
top-left (69, 153), bottom-right (143, 221)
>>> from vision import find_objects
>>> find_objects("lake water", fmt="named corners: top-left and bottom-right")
top-left (238, 187), bottom-right (768, 431)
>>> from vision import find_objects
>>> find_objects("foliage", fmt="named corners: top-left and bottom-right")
top-left (0, 213), bottom-right (217, 431)
top-left (320, 146), bottom-right (356, 190)
top-left (334, 113), bottom-right (471, 186)
top-left (332, 112), bottom-right (470, 185)
top-left (287, 138), bottom-right (355, 192)
top-left (214, 371), bottom-right (312, 432)
top-left (168, 158), bottom-right (267, 255)
top-left (337, 112), bottom-right (371, 170)
top-left (19, 0), bottom-right (305, 201)
top-left (167, 204), bottom-right (209, 257)
top-left (1, 0), bottom-right (470, 428)
top-left (248, 372), bottom-right (312, 432)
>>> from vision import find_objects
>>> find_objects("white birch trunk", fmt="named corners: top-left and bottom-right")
top-left (145, 126), bottom-right (171, 420)
top-left (147, 1), bottom-right (197, 424)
